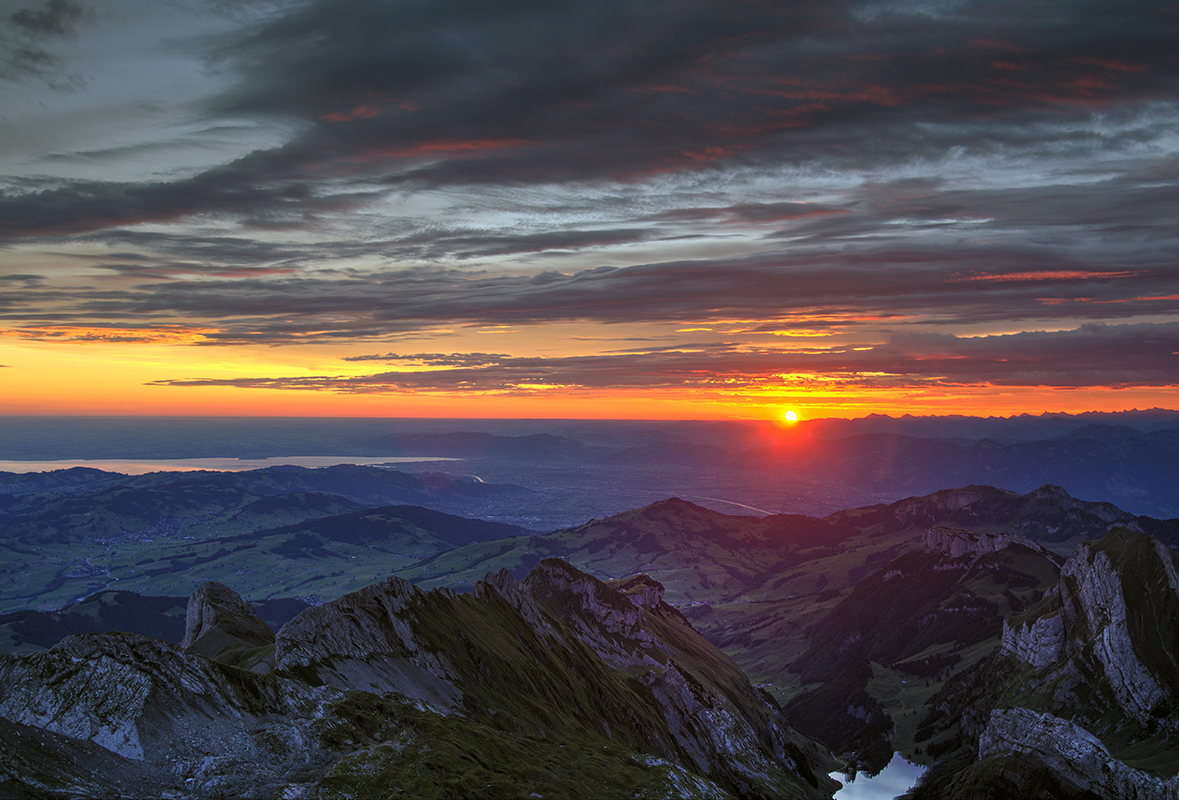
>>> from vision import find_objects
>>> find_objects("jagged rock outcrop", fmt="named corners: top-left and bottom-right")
top-left (1000, 606), bottom-right (1065, 669)
top-left (1058, 543), bottom-right (1172, 726)
top-left (274, 576), bottom-right (462, 711)
top-left (523, 560), bottom-right (829, 797)
top-left (525, 559), bottom-right (658, 662)
top-left (1001, 530), bottom-right (1179, 731)
top-left (0, 632), bottom-right (335, 797)
top-left (472, 566), bottom-right (557, 637)
top-left (915, 529), bottom-right (1179, 799)
top-left (980, 708), bottom-right (1179, 799)
top-left (182, 581), bottom-right (275, 671)
top-left (609, 573), bottom-right (666, 609)
top-left (922, 526), bottom-right (1057, 561)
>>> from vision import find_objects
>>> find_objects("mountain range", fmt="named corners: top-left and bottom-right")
top-left (3, 468), bottom-right (1178, 798)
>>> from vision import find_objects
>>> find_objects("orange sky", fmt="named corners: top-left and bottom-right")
top-left (3, 334), bottom-right (1174, 420)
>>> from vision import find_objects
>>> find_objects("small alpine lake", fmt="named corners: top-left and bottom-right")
top-left (831, 753), bottom-right (927, 799)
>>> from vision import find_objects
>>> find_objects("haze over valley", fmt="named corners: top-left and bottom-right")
top-left (3, 413), bottom-right (1179, 798)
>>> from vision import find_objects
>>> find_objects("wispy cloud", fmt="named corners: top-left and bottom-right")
top-left (150, 322), bottom-right (1179, 393)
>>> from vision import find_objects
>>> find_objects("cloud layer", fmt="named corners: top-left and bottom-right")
top-left (150, 322), bottom-right (1179, 394)
top-left (1, 0), bottom-right (1177, 407)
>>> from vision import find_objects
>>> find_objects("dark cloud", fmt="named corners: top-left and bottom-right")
top-left (1, 323), bottom-right (208, 344)
top-left (2, 0), bottom-right (1177, 234)
top-left (0, 162), bottom-right (381, 238)
top-left (8, 0), bottom-right (85, 36)
top-left (3, 243), bottom-right (1173, 343)
top-left (0, 274), bottom-right (46, 286)
top-left (1, 0), bottom-right (1176, 407)
top-left (206, 0), bottom-right (1175, 189)
top-left (646, 202), bottom-right (849, 224)
top-left (342, 352), bottom-right (510, 367)
top-left (391, 228), bottom-right (654, 260)
top-left (1, 0), bottom-right (88, 87)
top-left (149, 322), bottom-right (1179, 393)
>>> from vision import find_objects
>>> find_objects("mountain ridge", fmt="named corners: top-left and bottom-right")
top-left (0, 558), bottom-right (836, 799)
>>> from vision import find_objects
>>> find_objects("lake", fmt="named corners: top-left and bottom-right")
top-left (0, 455), bottom-right (458, 475)
top-left (831, 753), bottom-right (927, 799)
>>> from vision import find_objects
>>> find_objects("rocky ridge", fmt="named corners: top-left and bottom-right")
top-left (1, 558), bottom-right (835, 799)
top-left (0, 632), bottom-right (334, 796)
top-left (1001, 531), bottom-right (1179, 731)
top-left (274, 575), bottom-right (462, 711)
top-left (278, 557), bottom-right (832, 798)
top-left (922, 526), bottom-right (1058, 561)
top-left (842, 483), bottom-right (1139, 543)
top-left (913, 528), bottom-right (1179, 799)
top-left (979, 708), bottom-right (1179, 799)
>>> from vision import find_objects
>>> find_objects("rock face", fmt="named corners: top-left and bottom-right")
top-left (0, 631), bottom-right (334, 797)
top-left (609, 572), bottom-right (666, 609)
top-left (922, 526), bottom-right (1057, 561)
top-left (1000, 607), bottom-right (1065, 669)
top-left (1001, 530), bottom-right (1179, 731)
top-left (525, 560), bottom-right (820, 796)
top-left (916, 529), bottom-right (1179, 799)
top-left (182, 581), bottom-right (275, 670)
top-left (274, 576), bottom-right (462, 711)
top-left (980, 708), bottom-right (1179, 799)
top-left (0, 558), bottom-right (835, 798)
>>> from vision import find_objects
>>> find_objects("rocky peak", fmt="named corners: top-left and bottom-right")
top-left (181, 581), bottom-right (275, 670)
top-left (472, 567), bottom-right (556, 637)
top-left (608, 573), bottom-right (666, 609)
top-left (1028, 484), bottom-right (1131, 525)
top-left (1029, 483), bottom-right (1071, 501)
top-left (872, 484), bottom-right (1138, 543)
top-left (274, 575), bottom-right (460, 709)
top-left (524, 558), bottom-right (651, 655)
top-left (895, 487), bottom-right (991, 518)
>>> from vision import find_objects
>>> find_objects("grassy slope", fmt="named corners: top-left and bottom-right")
top-left (782, 541), bottom-right (1061, 770)
top-left (286, 562), bottom-right (834, 799)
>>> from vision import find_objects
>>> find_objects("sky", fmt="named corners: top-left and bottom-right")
top-left (1, 0), bottom-right (1177, 419)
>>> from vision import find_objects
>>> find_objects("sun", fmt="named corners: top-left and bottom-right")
top-left (783, 409), bottom-right (799, 423)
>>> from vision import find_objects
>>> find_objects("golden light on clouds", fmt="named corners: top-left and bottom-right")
top-left (1, 326), bottom-right (217, 345)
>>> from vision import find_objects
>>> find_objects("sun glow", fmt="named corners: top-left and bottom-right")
top-left (783, 409), bottom-right (799, 422)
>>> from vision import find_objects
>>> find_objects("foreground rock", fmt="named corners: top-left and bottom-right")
top-left (911, 529), bottom-right (1179, 799)
top-left (977, 708), bottom-right (1179, 799)
top-left (182, 581), bottom-right (276, 671)
top-left (0, 632), bottom-right (333, 797)
top-left (1, 559), bottom-right (836, 799)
